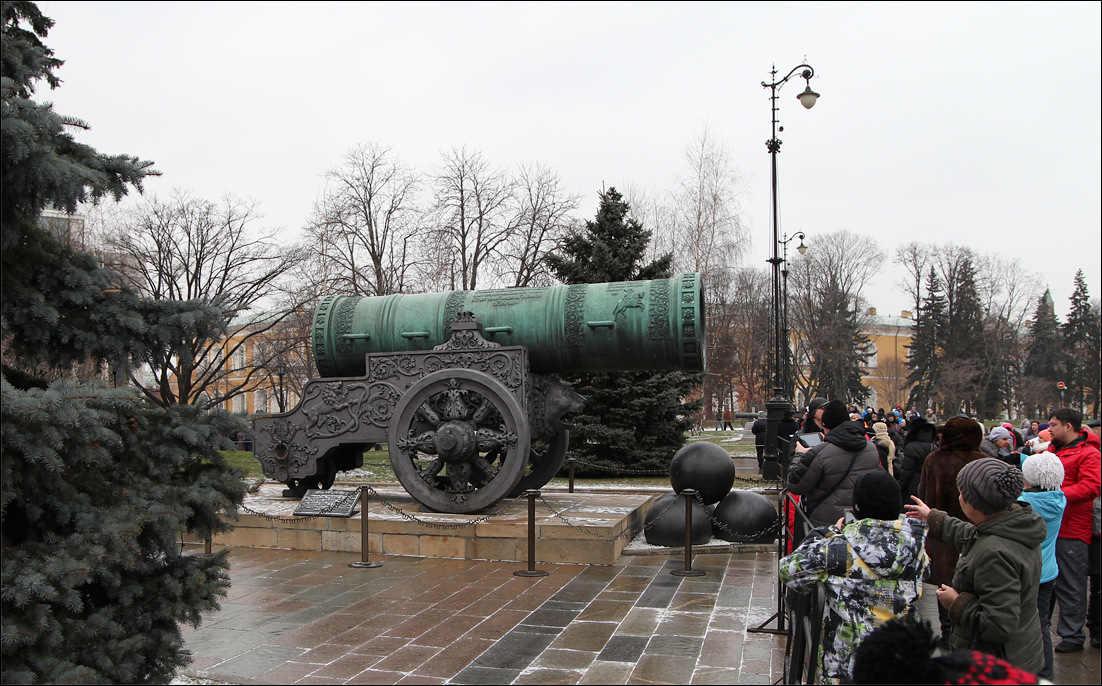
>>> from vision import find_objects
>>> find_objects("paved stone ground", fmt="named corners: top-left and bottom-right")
top-left (181, 546), bottom-right (1100, 684)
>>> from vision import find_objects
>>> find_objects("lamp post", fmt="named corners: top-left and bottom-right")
top-left (761, 63), bottom-right (819, 480)
top-left (779, 231), bottom-right (808, 400)
top-left (276, 362), bottom-right (286, 413)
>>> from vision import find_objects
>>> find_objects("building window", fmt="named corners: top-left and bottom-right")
top-left (255, 389), bottom-right (269, 414)
top-left (864, 343), bottom-right (878, 369)
top-left (231, 347), bottom-right (246, 369)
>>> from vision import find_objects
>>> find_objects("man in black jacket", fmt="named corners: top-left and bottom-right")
top-left (787, 399), bottom-right (882, 529)
top-left (895, 416), bottom-right (937, 505)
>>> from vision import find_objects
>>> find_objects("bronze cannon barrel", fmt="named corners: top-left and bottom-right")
top-left (312, 273), bottom-right (705, 377)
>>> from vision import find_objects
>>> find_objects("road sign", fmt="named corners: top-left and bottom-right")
top-left (1057, 381), bottom-right (1067, 390)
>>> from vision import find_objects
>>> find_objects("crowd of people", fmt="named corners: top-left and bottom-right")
top-left (774, 401), bottom-right (1101, 684)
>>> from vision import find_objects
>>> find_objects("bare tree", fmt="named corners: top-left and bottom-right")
top-left (671, 127), bottom-right (749, 298)
top-left (305, 142), bottom-right (422, 297)
top-left (623, 184), bottom-right (678, 271)
top-left (868, 352), bottom-right (911, 410)
top-left (496, 163), bottom-right (580, 287)
top-left (894, 242), bottom-right (933, 315)
top-left (105, 190), bottom-right (303, 407)
top-left (429, 147), bottom-right (515, 291)
top-left (789, 230), bottom-right (885, 403)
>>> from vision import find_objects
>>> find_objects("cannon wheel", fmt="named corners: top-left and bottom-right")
top-left (284, 456), bottom-right (337, 498)
top-left (509, 430), bottom-right (570, 497)
top-left (389, 369), bottom-right (530, 514)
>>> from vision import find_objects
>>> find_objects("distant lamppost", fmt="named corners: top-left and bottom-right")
top-left (761, 63), bottom-right (819, 480)
top-left (276, 362), bottom-right (286, 413)
top-left (779, 231), bottom-right (808, 399)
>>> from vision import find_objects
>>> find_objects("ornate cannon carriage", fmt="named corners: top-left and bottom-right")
top-left (252, 273), bottom-right (705, 514)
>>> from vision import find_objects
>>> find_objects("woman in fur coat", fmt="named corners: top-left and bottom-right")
top-left (916, 416), bottom-right (986, 646)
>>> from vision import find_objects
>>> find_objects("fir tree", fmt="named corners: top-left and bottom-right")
top-left (943, 257), bottom-right (984, 415)
top-left (906, 268), bottom-right (946, 413)
top-left (1, 3), bottom-right (244, 682)
top-left (1025, 289), bottom-right (1061, 381)
top-left (1062, 270), bottom-right (1094, 411)
top-left (803, 284), bottom-right (871, 404)
top-left (545, 187), bottom-right (699, 474)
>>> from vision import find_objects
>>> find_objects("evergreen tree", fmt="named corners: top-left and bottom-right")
top-left (545, 187), bottom-right (699, 474)
top-left (1025, 289), bottom-right (1061, 380)
top-left (2, 3), bottom-right (243, 682)
top-left (1062, 270), bottom-right (1094, 411)
top-left (943, 257), bottom-right (984, 415)
top-left (803, 284), bottom-right (871, 404)
top-left (906, 268), bottom-right (946, 413)
top-left (1020, 289), bottom-right (1062, 417)
top-left (1086, 300), bottom-right (1102, 418)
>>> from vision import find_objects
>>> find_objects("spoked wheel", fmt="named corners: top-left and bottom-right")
top-left (284, 457), bottom-right (337, 498)
top-left (389, 369), bottom-right (530, 514)
top-left (509, 430), bottom-right (570, 497)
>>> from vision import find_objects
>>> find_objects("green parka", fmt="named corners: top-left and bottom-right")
top-left (927, 502), bottom-right (1045, 674)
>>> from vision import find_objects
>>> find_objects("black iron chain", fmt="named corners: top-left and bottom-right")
top-left (361, 485), bottom-right (498, 529)
top-left (534, 492), bottom-right (681, 540)
top-left (688, 490), bottom-right (782, 543)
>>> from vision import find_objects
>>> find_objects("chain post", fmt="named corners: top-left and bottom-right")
top-left (671, 489), bottom-right (706, 577)
top-left (350, 485), bottom-right (382, 569)
top-left (567, 458), bottom-right (575, 493)
top-left (514, 490), bottom-right (549, 577)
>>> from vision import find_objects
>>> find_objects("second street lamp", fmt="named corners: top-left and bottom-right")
top-left (780, 231), bottom-right (807, 400)
top-left (761, 63), bottom-right (818, 480)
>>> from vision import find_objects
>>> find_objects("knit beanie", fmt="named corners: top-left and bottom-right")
top-left (1021, 453), bottom-right (1065, 491)
top-left (852, 615), bottom-right (1045, 685)
top-left (852, 470), bottom-right (902, 520)
top-left (821, 400), bottom-right (850, 430)
top-left (987, 426), bottom-right (1011, 443)
top-left (957, 458), bottom-right (1024, 514)
top-left (873, 422), bottom-right (889, 442)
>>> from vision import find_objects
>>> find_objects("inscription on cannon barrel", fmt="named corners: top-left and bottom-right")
top-left (292, 489), bottom-right (360, 517)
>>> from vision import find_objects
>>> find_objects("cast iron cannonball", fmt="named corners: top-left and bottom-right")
top-left (669, 441), bottom-right (735, 505)
top-left (643, 491), bottom-right (713, 547)
top-left (712, 490), bottom-right (778, 543)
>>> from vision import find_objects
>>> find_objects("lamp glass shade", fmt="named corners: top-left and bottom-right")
top-left (797, 243), bottom-right (808, 255)
top-left (797, 86), bottom-right (819, 109)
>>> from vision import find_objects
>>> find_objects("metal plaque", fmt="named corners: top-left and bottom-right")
top-left (293, 489), bottom-right (360, 518)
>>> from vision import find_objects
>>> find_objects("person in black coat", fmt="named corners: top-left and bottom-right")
top-left (896, 416), bottom-right (937, 505)
top-left (751, 411), bottom-right (767, 469)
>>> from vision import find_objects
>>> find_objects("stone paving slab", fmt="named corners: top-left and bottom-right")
top-left (182, 546), bottom-right (1101, 685)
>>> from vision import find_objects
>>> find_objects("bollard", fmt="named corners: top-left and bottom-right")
top-left (671, 488), bottom-right (706, 577)
top-left (204, 535), bottom-right (212, 556)
top-left (349, 485), bottom-right (382, 569)
top-left (567, 458), bottom-right (576, 493)
top-left (514, 490), bottom-right (549, 577)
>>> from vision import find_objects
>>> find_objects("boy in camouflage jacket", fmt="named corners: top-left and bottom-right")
top-left (781, 470), bottom-right (930, 683)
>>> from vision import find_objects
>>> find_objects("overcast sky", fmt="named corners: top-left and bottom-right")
top-left (38, 1), bottom-right (1101, 319)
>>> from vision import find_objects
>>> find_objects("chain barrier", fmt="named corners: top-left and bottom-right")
top-left (360, 485), bottom-right (498, 529)
top-left (237, 479), bottom-right (781, 543)
top-left (564, 457), bottom-right (668, 477)
top-left (532, 492), bottom-right (679, 540)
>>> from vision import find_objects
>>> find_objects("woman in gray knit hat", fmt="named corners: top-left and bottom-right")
top-left (906, 458), bottom-right (1046, 674)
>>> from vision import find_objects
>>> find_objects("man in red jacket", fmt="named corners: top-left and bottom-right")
top-left (1047, 407), bottom-right (1102, 653)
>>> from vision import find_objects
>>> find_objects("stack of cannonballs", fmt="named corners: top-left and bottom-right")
top-left (643, 441), bottom-right (778, 546)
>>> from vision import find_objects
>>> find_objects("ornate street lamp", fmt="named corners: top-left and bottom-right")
top-left (761, 63), bottom-right (818, 480)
